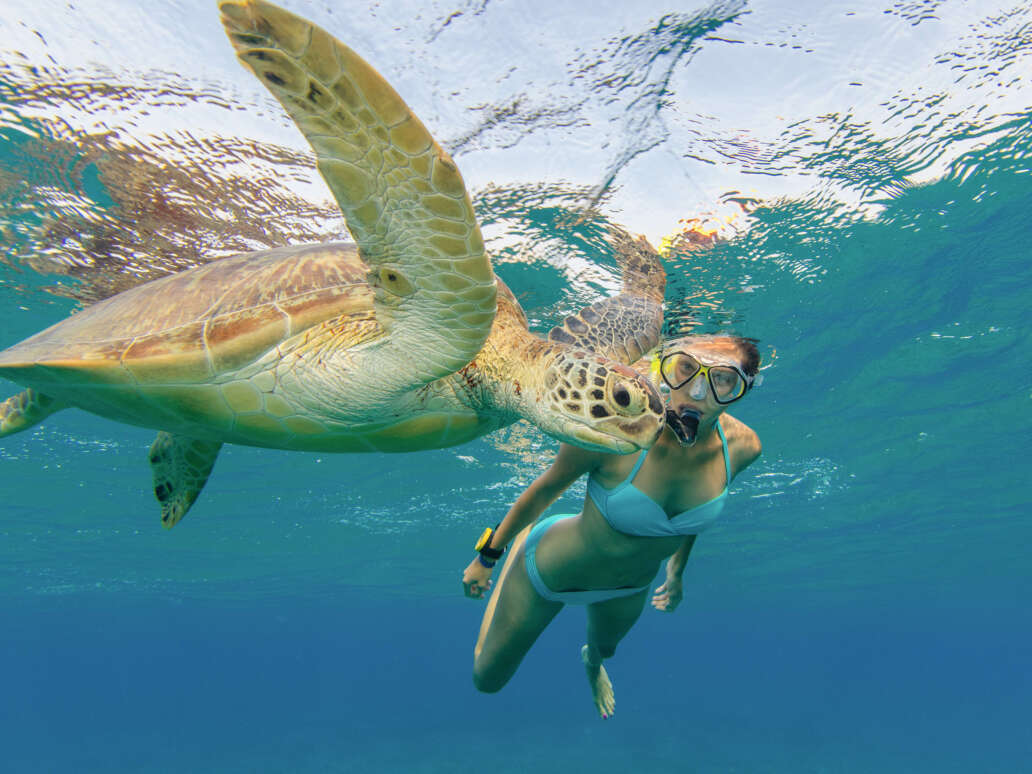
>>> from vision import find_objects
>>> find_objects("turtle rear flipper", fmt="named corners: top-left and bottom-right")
top-left (0, 389), bottom-right (65, 438)
top-left (148, 432), bottom-right (223, 529)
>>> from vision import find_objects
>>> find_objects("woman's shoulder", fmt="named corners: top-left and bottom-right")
top-left (553, 442), bottom-right (611, 478)
top-left (718, 413), bottom-right (762, 475)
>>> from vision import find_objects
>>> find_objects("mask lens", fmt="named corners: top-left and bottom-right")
top-left (709, 366), bottom-right (744, 402)
top-left (660, 353), bottom-right (700, 390)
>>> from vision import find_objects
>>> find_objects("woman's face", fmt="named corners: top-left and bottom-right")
top-left (659, 338), bottom-right (751, 423)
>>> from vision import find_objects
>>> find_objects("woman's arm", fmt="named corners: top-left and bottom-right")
top-left (651, 535), bottom-right (696, 612)
top-left (492, 443), bottom-right (601, 547)
top-left (666, 534), bottom-right (697, 578)
top-left (720, 413), bottom-right (763, 479)
top-left (462, 443), bottom-right (601, 598)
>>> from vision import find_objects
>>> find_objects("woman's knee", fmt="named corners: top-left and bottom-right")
top-left (586, 622), bottom-right (625, 660)
top-left (586, 592), bottom-right (647, 660)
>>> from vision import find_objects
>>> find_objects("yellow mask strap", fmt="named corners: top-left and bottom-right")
top-left (650, 353), bottom-right (662, 380)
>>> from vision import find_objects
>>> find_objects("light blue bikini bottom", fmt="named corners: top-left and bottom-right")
top-left (523, 513), bottom-right (650, 605)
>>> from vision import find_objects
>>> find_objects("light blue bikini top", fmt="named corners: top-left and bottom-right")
top-left (587, 421), bottom-right (731, 537)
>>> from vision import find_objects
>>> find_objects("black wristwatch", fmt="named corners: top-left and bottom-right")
top-left (475, 525), bottom-right (505, 567)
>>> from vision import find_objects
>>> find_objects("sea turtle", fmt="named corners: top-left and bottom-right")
top-left (0, 0), bottom-right (666, 528)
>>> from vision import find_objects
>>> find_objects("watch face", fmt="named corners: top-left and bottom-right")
top-left (475, 527), bottom-right (493, 552)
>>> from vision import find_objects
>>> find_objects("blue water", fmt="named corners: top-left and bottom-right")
top-left (2, 0), bottom-right (1031, 771)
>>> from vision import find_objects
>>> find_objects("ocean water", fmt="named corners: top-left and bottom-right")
top-left (1, 1), bottom-right (1030, 772)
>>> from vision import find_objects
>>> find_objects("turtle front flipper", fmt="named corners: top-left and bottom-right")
top-left (548, 229), bottom-right (666, 364)
top-left (148, 432), bottom-right (223, 529)
top-left (219, 0), bottom-right (496, 396)
top-left (0, 389), bottom-right (65, 438)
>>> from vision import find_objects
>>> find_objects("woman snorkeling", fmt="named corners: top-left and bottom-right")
top-left (462, 334), bottom-right (763, 718)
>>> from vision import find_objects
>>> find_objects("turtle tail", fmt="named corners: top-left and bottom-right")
top-left (0, 389), bottom-right (66, 438)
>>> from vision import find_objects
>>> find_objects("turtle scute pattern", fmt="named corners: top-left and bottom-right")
top-left (0, 243), bottom-right (372, 385)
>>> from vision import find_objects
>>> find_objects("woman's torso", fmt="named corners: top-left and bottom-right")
top-left (532, 419), bottom-right (739, 592)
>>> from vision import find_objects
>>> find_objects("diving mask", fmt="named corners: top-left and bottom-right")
top-left (658, 351), bottom-right (760, 405)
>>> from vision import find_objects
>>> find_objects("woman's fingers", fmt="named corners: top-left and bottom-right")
top-left (462, 557), bottom-right (496, 598)
top-left (463, 577), bottom-right (493, 599)
top-left (652, 578), bottom-right (682, 611)
top-left (651, 586), bottom-right (680, 612)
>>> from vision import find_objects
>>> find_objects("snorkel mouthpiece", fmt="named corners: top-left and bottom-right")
top-left (666, 408), bottom-right (701, 447)
top-left (665, 409), bottom-right (689, 444)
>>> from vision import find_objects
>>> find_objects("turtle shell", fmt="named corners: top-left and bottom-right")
top-left (0, 242), bottom-right (374, 389)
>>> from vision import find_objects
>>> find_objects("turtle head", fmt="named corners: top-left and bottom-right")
top-left (528, 348), bottom-right (665, 453)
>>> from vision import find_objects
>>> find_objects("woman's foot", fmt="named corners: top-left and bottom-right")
top-left (581, 644), bottom-right (615, 719)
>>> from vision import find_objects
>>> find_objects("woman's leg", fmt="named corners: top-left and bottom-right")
top-left (472, 526), bottom-right (563, 693)
top-left (582, 589), bottom-right (649, 717)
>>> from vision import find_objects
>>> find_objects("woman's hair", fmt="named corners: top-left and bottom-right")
top-left (665, 334), bottom-right (761, 377)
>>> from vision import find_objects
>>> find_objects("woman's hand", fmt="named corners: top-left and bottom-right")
top-left (651, 575), bottom-right (684, 612)
top-left (462, 557), bottom-right (495, 599)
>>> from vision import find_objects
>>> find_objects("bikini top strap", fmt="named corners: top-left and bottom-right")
top-left (716, 419), bottom-right (731, 487)
top-left (622, 448), bottom-right (650, 487)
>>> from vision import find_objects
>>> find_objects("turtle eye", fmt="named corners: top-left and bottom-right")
top-left (606, 373), bottom-right (651, 417)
